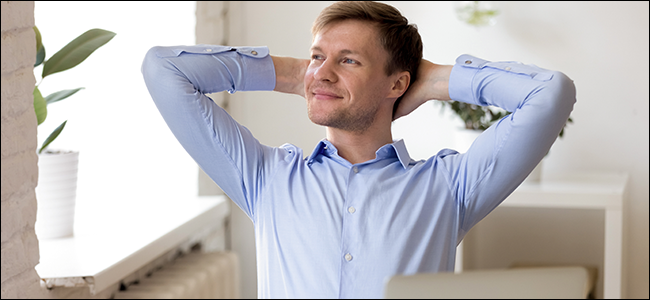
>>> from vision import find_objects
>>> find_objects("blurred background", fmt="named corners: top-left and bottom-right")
top-left (34, 1), bottom-right (648, 298)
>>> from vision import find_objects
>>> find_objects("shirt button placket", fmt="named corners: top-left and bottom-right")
top-left (344, 166), bottom-right (358, 266)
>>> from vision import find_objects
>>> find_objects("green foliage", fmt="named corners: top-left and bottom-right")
top-left (39, 121), bottom-right (67, 153)
top-left (455, 1), bottom-right (499, 27)
top-left (33, 86), bottom-right (47, 125)
top-left (41, 29), bottom-right (116, 78)
top-left (33, 27), bottom-right (115, 154)
top-left (440, 101), bottom-right (509, 131)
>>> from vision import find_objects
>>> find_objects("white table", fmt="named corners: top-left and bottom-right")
top-left (35, 195), bottom-right (230, 295)
top-left (454, 172), bottom-right (628, 299)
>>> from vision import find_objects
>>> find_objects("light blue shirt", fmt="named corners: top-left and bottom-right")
top-left (141, 45), bottom-right (575, 298)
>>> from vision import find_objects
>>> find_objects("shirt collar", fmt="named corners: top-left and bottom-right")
top-left (307, 139), bottom-right (412, 169)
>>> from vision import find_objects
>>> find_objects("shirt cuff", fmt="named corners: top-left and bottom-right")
top-left (238, 46), bottom-right (276, 92)
top-left (448, 54), bottom-right (487, 105)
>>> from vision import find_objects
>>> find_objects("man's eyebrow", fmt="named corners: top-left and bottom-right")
top-left (310, 46), bottom-right (361, 56)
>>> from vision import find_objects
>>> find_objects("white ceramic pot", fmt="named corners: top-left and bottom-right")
top-left (35, 150), bottom-right (79, 239)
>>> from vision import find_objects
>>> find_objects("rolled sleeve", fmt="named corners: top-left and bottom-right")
top-left (143, 45), bottom-right (275, 94)
top-left (444, 54), bottom-right (576, 236)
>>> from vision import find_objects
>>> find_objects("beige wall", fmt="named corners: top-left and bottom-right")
top-left (0, 1), bottom-right (43, 298)
top-left (197, 1), bottom-right (649, 298)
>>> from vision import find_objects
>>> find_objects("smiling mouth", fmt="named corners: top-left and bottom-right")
top-left (311, 89), bottom-right (343, 100)
top-left (312, 93), bottom-right (342, 100)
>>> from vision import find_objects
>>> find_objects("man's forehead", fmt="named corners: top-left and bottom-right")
top-left (310, 21), bottom-right (381, 57)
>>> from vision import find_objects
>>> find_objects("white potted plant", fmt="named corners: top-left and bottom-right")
top-left (33, 26), bottom-right (115, 239)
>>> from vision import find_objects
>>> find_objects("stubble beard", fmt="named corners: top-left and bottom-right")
top-left (307, 100), bottom-right (379, 134)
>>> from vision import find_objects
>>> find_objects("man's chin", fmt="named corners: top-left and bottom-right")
top-left (306, 113), bottom-right (330, 128)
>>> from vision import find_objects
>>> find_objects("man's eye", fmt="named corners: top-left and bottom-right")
top-left (312, 54), bottom-right (323, 60)
top-left (343, 58), bottom-right (356, 64)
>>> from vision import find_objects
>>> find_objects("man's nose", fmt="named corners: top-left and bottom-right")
top-left (314, 59), bottom-right (338, 83)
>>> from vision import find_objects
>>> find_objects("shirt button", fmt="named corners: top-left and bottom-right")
top-left (345, 253), bottom-right (353, 261)
top-left (205, 49), bottom-right (212, 52)
top-left (505, 66), bottom-right (512, 71)
top-left (348, 206), bottom-right (356, 214)
top-left (465, 60), bottom-right (472, 64)
top-left (352, 166), bottom-right (359, 173)
top-left (251, 50), bottom-right (258, 55)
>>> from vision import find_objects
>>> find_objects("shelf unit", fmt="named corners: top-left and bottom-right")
top-left (455, 171), bottom-right (628, 299)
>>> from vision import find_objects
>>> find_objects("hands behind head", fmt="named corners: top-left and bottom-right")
top-left (393, 60), bottom-right (453, 121)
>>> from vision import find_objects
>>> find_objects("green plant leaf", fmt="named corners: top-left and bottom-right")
top-left (34, 26), bottom-right (46, 67)
top-left (39, 120), bottom-right (67, 154)
top-left (36, 46), bottom-right (46, 68)
top-left (33, 86), bottom-right (47, 125)
top-left (42, 28), bottom-right (116, 78)
top-left (45, 87), bottom-right (84, 105)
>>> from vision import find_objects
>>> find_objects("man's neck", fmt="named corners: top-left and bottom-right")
top-left (325, 123), bottom-right (394, 165)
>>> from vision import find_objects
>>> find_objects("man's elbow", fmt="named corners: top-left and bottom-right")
top-left (141, 46), bottom-right (163, 76)
top-left (553, 71), bottom-right (576, 105)
top-left (546, 71), bottom-right (577, 116)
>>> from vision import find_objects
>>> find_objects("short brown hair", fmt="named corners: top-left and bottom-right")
top-left (312, 1), bottom-right (423, 117)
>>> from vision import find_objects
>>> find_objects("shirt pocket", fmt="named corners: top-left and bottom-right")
top-left (484, 61), bottom-right (554, 81)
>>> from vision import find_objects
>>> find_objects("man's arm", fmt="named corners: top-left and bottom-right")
top-left (397, 55), bottom-right (576, 241)
top-left (393, 60), bottom-right (453, 120)
top-left (271, 56), bottom-right (309, 97)
top-left (141, 45), bottom-right (278, 219)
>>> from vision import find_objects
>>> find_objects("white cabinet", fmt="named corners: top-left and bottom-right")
top-left (455, 172), bottom-right (628, 299)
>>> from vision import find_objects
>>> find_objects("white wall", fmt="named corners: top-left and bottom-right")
top-left (207, 1), bottom-right (648, 298)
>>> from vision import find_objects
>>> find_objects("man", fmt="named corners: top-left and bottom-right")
top-left (142, 1), bottom-right (575, 298)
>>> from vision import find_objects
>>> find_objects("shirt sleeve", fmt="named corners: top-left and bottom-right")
top-left (442, 54), bottom-right (576, 240)
top-left (141, 45), bottom-right (279, 220)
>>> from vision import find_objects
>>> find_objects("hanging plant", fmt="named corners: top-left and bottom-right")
top-left (454, 1), bottom-right (500, 27)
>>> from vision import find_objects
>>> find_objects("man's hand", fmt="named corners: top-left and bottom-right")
top-left (393, 60), bottom-right (453, 120)
top-left (272, 55), bottom-right (310, 98)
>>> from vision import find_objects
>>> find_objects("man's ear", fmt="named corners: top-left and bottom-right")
top-left (389, 71), bottom-right (410, 99)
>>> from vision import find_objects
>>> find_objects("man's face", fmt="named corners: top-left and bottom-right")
top-left (305, 19), bottom-right (398, 133)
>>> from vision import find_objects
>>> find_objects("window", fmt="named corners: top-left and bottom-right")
top-left (35, 2), bottom-right (198, 205)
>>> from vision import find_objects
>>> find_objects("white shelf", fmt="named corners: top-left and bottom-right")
top-left (455, 171), bottom-right (628, 299)
top-left (503, 172), bottom-right (628, 210)
top-left (35, 195), bottom-right (230, 295)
